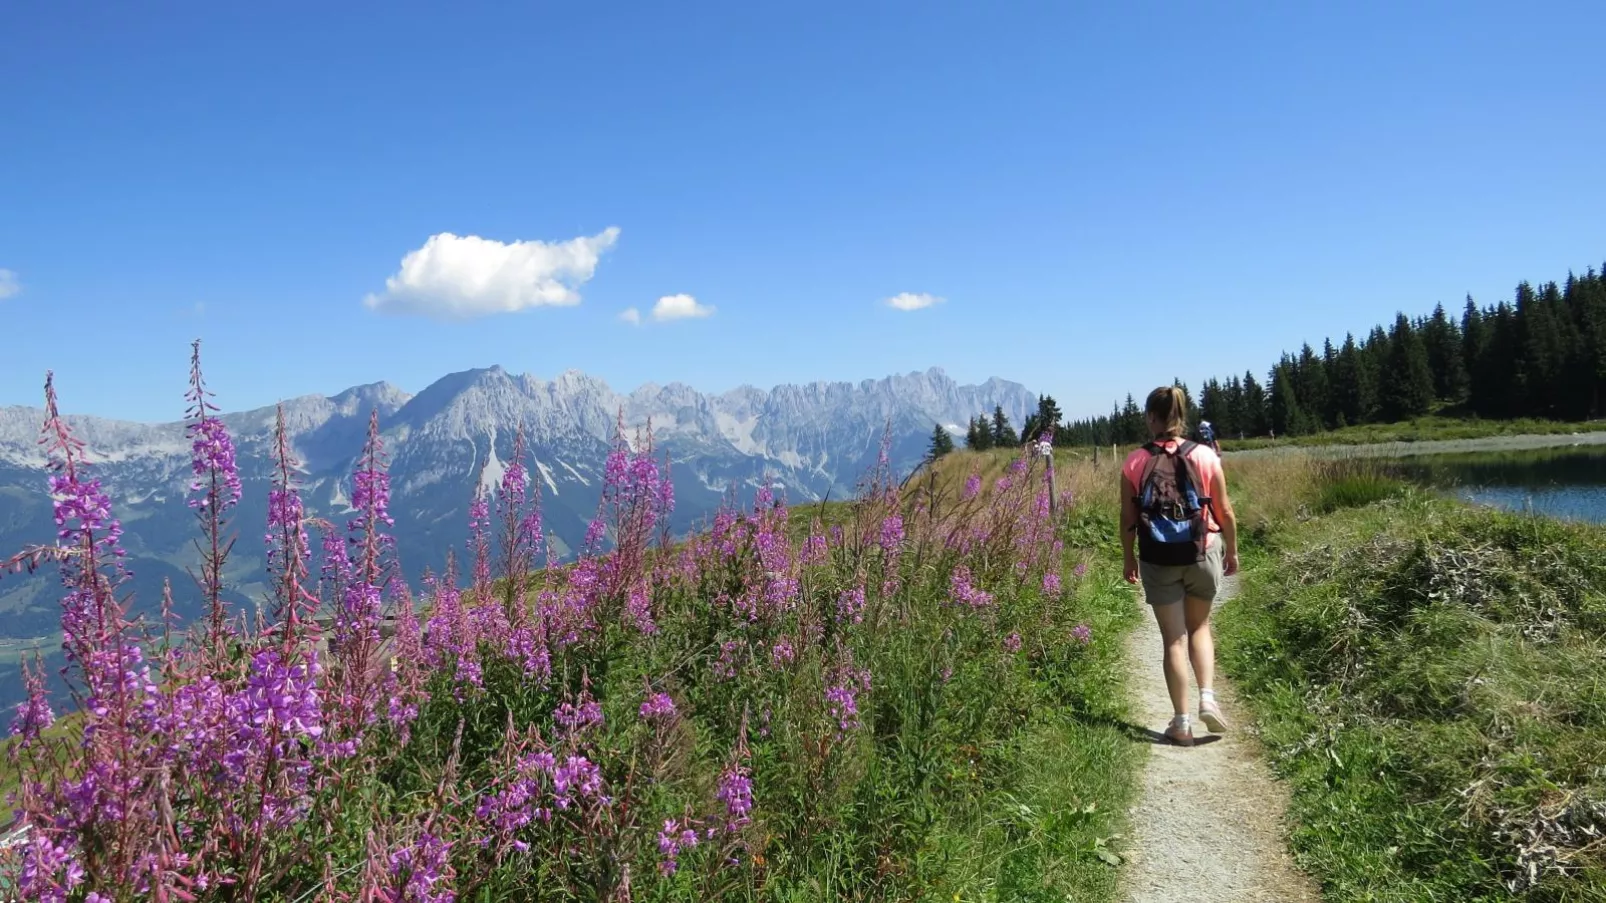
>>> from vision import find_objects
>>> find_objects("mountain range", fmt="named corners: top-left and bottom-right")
top-left (0, 364), bottom-right (1035, 705)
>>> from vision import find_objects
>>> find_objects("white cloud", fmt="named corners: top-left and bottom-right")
top-left (884, 292), bottom-right (943, 311)
top-left (0, 269), bottom-right (21, 300)
top-left (363, 227), bottom-right (620, 319)
top-left (651, 293), bottom-right (715, 321)
top-left (618, 307), bottom-right (642, 326)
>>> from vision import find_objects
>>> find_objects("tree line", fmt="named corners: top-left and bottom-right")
top-left (929, 259), bottom-right (1606, 458)
top-left (1191, 263), bottom-right (1606, 439)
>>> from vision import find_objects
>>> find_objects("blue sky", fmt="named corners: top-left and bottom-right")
top-left (3, 0), bottom-right (1604, 423)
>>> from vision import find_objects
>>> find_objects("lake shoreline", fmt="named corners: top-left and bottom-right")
top-left (1223, 429), bottom-right (1606, 461)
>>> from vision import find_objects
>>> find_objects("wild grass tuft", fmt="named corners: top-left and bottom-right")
top-left (1217, 485), bottom-right (1606, 901)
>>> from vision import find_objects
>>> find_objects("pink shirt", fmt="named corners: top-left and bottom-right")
top-left (1122, 439), bottom-right (1225, 533)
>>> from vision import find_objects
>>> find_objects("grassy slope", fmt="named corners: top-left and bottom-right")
top-left (3, 450), bottom-right (1147, 902)
top-left (1218, 415), bottom-right (1606, 452)
top-left (1213, 462), bottom-right (1606, 901)
top-left (900, 450), bottom-right (1142, 901)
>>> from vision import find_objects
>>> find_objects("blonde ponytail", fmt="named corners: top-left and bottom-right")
top-left (1145, 386), bottom-right (1187, 439)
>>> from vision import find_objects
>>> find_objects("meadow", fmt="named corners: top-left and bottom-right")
top-left (0, 347), bottom-right (1141, 903)
top-left (1211, 456), bottom-right (1606, 901)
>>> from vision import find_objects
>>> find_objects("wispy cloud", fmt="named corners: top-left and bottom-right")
top-left (618, 307), bottom-right (642, 326)
top-left (884, 292), bottom-right (943, 311)
top-left (650, 294), bottom-right (715, 321)
top-left (363, 228), bottom-right (620, 319)
top-left (0, 269), bottom-right (21, 300)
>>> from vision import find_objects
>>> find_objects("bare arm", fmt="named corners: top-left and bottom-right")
top-left (1211, 467), bottom-right (1240, 576)
top-left (1119, 472), bottom-right (1140, 583)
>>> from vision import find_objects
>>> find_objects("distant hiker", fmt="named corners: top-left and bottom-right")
top-left (1119, 386), bottom-right (1240, 746)
top-left (1195, 419), bottom-right (1221, 454)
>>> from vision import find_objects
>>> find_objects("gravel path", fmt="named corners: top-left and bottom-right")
top-left (1119, 575), bottom-right (1321, 903)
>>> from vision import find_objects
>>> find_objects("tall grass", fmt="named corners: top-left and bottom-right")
top-left (1215, 465), bottom-right (1606, 901)
top-left (0, 352), bottom-right (1134, 903)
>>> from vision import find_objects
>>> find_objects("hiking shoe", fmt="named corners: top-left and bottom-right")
top-left (1163, 720), bottom-right (1194, 746)
top-left (1199, 700), bottom-right (1230, 734)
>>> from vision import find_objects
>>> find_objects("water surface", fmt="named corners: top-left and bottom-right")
top-left (1393, 445), bottom-right (1606, 524)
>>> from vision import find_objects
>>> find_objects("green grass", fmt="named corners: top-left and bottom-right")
top-left (923, 549), bottom-right (1143, 901)
top-left (1216, 487), bottom-right (1606, 901)
top-left (1219, 415), bottom-right (1606, 452)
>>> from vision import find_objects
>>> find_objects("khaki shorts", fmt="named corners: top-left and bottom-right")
top-left (1139, 538), bottom-right (1224, 606)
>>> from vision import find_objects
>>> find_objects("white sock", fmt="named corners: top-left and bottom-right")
top-left (1200, 688), bottom-right (1216, 708)
top-left (1170, 713), bottom-right (1190, 729)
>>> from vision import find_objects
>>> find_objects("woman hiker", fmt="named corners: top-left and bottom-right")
top-left (1119, 386), bottom-right (1240, 746)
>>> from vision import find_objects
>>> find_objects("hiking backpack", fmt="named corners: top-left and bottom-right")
top-left (1132, 440), bottom-right (1213, 566)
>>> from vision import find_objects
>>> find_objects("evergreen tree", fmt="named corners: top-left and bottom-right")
top-left (990, 405), bottom-right (1019, 447)
top-left (1295, 344), bottom-right (1330, 431)
top-left (1268, 361), bottom-right (1308, 436)
top-left (1035, 394), bottom-right (1064, 439)
top-left (1520, 281), bottom-right (1570, 416)
top-left (1329, 332), bottom-right (1375, 427)
top-left (1073, 260), bottom-right (1605, 438)
top-left (1422, 302), bottom-right (1469, 402)
top-left (1241, 372), bottom-right (1268, 436)
top-left (965, 415), bottom-right (992, 450)
top-left (1380, 313), bottom-right (1434, 420)
top-left (1119, 394), bottom-right (1143, 443)
top-left (927, 423), bottom-right (955, 461)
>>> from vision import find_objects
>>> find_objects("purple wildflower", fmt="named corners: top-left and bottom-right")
top-left (1003, 632), bottom-right (1023, 654)
top-left (657, 818), bottom-right (701, 876)
top-left (769, 636), bottom-right (796, 667)
top-left (553, 696), bottom-right (604, 737)
top-left (386, 831), bottom-right (454, 903)
top-left (639, 692), bottom-right (677, 721)
top-left (551, 755), bottom-right (606, 810)
top-left (1071, 624), bottom-right (1093, 644)
top-left (837, 584), bottom-right (866, 625)
top-left (1042, 572), bottom-right (1063, 598)
top-left (878, 513), bottom-right (904, 553)
top-left (948, 566), bottom-right (993, 608)
top-left (716, 764), bottom-right (754, 830)
top-left (9, 658), bottom-right (55, 746)
top-left (963, 473), bottom-right (982, 500)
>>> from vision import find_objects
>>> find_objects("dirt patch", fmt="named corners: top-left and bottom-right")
top-left (1119, 576), bottom-right (1321, 903)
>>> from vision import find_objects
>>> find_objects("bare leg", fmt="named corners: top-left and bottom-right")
top-left (1151, 601), bottom-right (1190, 717)
top-left (1184, 595), bottom-right (1215, 692)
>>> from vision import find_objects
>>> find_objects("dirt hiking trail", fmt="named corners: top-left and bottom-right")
top-left (1119, 575), bottom-right (1321, 903)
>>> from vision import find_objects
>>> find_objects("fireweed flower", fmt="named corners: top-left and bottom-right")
top-left (716, 764), bottom-right (754, 830)
top-left (769, 636), bottom-right (796, 667)
top-left (467, 495), bottom-right (492, 595)
top-left (1071, 624), bottom-right (1093, 644)
top-left (1003, 632), bottom-right (1023, 654)
top-left (1042, 572), bottom-right (1063, 598)
top-left (9, 658), bottom-right (55, 746)
top-left (1074, 562), bottom-right (1088, 578)
top-left (878, 513), bottom-right (904, 554)
top-left (837, 584), bottom-right (866, 625)
top-left (18, 830), bottom-right (85, 903)
top-left (948, 566), bottom-right (993, 608)
top-left (963, 473), bottom-right (982, 500)
top-left (552, 694), bottom-right (604, 737)
top-left (639, 692), bottom-right (677, 721)
top-left (551, 755), bottom-right (607, 810)
top-left (657, 818), bottom-right (701, 875)
top-left (184, 340), bottom-right (242, 511)
top-left (387, 832), bottom-right (454, 903)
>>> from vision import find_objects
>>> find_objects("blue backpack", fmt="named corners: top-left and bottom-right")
top-left (1132, 440), bottom-right (1213, 566)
